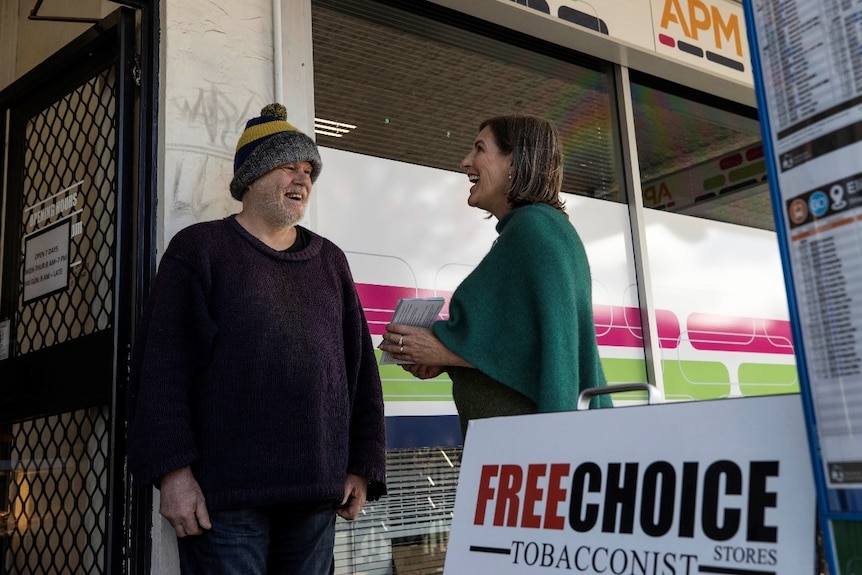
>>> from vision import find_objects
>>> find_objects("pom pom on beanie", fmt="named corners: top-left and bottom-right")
top-left (229, 103), bottom-right (323, 200)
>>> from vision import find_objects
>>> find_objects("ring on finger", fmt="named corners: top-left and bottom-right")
top-left (398, 335), bottom-right (403, 346)
top-left (399, 345), bottom-right (404, 353)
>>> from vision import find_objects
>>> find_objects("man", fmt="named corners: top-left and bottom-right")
top-left (127, 103), bottom-right (386, 574)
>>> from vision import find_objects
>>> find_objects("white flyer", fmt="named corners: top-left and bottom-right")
top-left (379, 297), bottom-right (445, 365)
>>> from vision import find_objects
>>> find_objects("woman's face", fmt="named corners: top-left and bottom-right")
top-left (460, 126), bottom-right (513, 219)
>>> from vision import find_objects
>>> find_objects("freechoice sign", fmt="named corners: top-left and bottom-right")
top-left (444, 394), bottom-right (815, 574)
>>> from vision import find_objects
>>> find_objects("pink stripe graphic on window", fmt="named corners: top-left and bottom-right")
top-left (687, 313), bottom-right (794, 354)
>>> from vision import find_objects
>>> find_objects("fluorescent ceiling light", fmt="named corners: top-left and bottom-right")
top-left (315, 117), bottom-right (356, 138)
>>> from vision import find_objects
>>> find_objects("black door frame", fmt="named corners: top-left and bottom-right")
top-left (0, 1), bottom-right (160, 572)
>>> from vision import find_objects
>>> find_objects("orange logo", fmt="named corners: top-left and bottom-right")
top-left (660, 0), bottom-right (743, 56)
top-left (789, 199), bottom-right (808, 224)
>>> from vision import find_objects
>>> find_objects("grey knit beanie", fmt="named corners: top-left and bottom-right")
top-left (229, 103), bottom-right (323, 200)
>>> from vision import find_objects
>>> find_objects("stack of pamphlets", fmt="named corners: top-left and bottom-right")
top-left (378, 297), bottom-right (445, 365)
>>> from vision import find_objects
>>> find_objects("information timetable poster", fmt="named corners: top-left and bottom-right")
top-left (744, 0), bottom-right (862, 571)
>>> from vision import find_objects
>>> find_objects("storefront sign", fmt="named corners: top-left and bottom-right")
top-left (444, 395), bottom-right (814, 574)
top-left (652, 0), bottom-right (750, 81)
top-left (483, 0), bottom-right (753, 84)
top-left (23, 220), bottom-right (70, 303)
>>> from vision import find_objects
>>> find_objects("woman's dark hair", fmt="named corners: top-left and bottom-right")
top-left (479, 114), bottom-right (566, 215)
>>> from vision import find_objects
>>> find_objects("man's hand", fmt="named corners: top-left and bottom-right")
top-left (337, 473), bottom-right (368, 521)
top-left (159, 466), bottom-right (212, 537)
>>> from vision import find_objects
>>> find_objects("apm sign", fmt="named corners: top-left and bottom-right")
top-left (444, 394), bottom-right (815, 574)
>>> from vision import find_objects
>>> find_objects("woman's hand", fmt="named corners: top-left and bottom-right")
top-left (379, 324), bottom-right (471, 368)
top-left (402, 363), bottom-right (445, 379)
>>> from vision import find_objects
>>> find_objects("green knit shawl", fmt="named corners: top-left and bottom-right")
top-left (433, 203), bottom-right (611, 412)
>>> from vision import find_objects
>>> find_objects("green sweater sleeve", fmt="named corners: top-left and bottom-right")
top-left (433, 204), bottom-right (610, 412)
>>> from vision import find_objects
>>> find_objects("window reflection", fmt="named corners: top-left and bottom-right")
top-left (312, 0), bottom-right (621, 202)
top-left (630, 76), bottom-right (772, 230)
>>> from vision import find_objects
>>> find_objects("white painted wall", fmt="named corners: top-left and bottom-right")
top-left (159, 0), bottom-right (317, 251)
top-left (160, 0), bottom-right (273, 251)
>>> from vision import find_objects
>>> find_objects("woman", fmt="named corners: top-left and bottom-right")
top-left (380, 114), bottom-right (611, 439)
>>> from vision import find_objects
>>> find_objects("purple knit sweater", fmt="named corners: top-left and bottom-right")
top-left (127, 216), bottom-right (387, 510)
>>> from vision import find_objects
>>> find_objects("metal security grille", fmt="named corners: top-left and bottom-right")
top-left (0, 8), bottom-right (136, 574)
top-left (335, 447), bottom-right (462, 574)
top-left (16, 70), bottom-right (116, 354)
top-left (2, 408), bottom-right (109, 574)
top-left (0, 61), bottom-right (117, 575)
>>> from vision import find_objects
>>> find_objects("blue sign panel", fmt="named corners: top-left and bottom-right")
top-left (743, 1), bottom-right (862, 572)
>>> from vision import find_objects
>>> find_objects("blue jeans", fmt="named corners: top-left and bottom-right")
top-left (176, 501), bottom-right (337, 575)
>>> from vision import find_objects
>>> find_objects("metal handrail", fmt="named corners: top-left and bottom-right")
top-left (577, 382), bottom-right (664, 410)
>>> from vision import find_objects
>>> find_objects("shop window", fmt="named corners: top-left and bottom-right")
top-left (631, 76), bottom-right (796, 408)
top-left (311, 1), bottom-right (625, 573)
top-left (630, 75), bottom-right (771, 230)
top-left (311, 0), bottom-right (621, 202)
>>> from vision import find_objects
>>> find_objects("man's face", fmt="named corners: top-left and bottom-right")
top-left (244, 161), bottom-right (314, 227)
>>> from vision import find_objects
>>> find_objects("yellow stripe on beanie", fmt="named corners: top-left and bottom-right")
top-left (229, 103), bottom-right (323, 201)
top-left (235, 119), bottom-right (300, 151)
